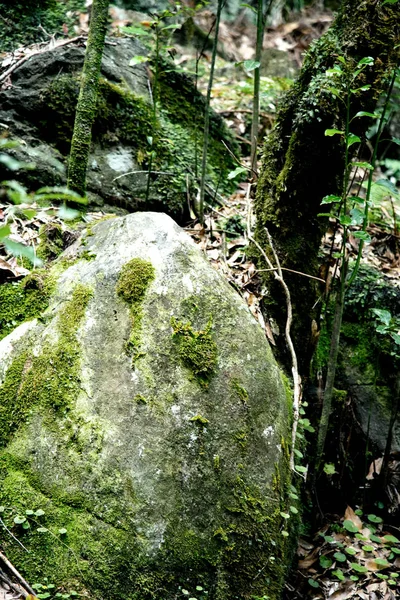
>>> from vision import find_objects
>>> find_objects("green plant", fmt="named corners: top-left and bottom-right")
top-left (315, 59), bottom-right (398, 470)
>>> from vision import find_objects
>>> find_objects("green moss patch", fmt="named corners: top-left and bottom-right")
top-left (36, 223), bottom-right (64, 262)
top-left (116, 258), bottom-right (155, 363)
top-left (0, 0), bottom-right (85, 52)
top-left (171, 317), bottom-right (217, 386)
top-left (0, 284), bottom-right (92, 448)
top-left (0, 273), bottom-right (50, 341)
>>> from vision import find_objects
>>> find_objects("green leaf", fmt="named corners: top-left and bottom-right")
top-left (362, 545), bottom-right (374, 552)
top-left (227, 166), bottom-right (247, 180)
top-left (35, 509), bottom-right (45, 517)
top-left (182, 590), bottom-right (190, 595)
top-left (343, 519), bottom-right (359, 533)
top-left (353, 161), bottom-right (374, 170)
top-left (319, 555), bottom-right (333, 569)
top-left (293, 449), bottom-right (303, 459)
top-left (321, 194), bottom-right (341, 204)
top-left (382, 0), bottom-right (399, 5)
top-left (280, 512), bottom-right (290, 519)
top-left (289, 506), bottom-right (298, 514)
top-left (2, 179), bottom-right (29, 204)
top-left (25, 509), bottom-right (34, 516)
top-left (323, 535), bottom-right (335, 543)
top-left (347, 134), bottom-right (361, 148)
top-left (368, 514), bottom-right (383, 523)
top-left (243, 60), bottom-right (261, 72)
top-left (339, 215), bottom-right (352, 225)
top-left (58, 206), bottom-right (81, 221)
top-left (374, 178), bottom-right (399, 197)
top-left (195, 586), bottom-right (203, 591)
top-left (375, 558), bottom-right (390, 568)
top-left (58, 528), bottom-right (67, 535)
top-left (354, 111), bottom-right (379, 119)
top-left (0, 153), bottom-right (24, 171)
top-left (289, 491), bottom-right (299, 499)
top-left (371, 309), bottom-right (392, 326)
top-left (391, 547), bottom-right (400, 554)
top-left (4, 240), bottom-right (42, 267)
top-left (37, 527), bottom-right (48, 533)
top-left (308, 578), bottom-right (319, 588)
top-left (350, 208), bottom-right (364, 226)
top-left (295, 465), bottom-right (307, 473)
top-left (324, 463), bottom-right (336, 475)
top-left (22, 521), bottom-right (30, 530)
top-left (346, 547), bottom-right (357, 556)
top-left (281, 530), bottom-right (289, 537)
top-left (334, 552), bottom-right (347, 562)
top-left (370, 535), bottom-right (382, 543)
top-left (0, 224), bottom-right (11, 241)
top-left (14, 515), bottom-right (26, 524)
top-left (351, 563), bottom-right (368, 573)
top-left (241, 3), bottom-right (258, 13)
top-left (332, 569), bottom-right (345, 580)
top-left (352, 231), bottom-right (371, 242)
top-left (325, 129), bottom-right (344, 137)
top-left (350, 575), bottom-right (359, 581)
top-left (35, 186), bottom-right (87, 204)
top-left (129, 55), bottom-right (148, 66)
top-left (357, 57), bottom-right (374, 66)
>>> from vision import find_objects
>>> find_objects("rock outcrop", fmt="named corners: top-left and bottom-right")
top-left (0, 213), bottom-right (292, 600)
top-left (0, 37), bottom-right (238, 220)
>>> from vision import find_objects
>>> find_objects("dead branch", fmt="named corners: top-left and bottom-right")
top-left (0, 551), bottom-right (35, 596)
top-left (245, 183), bottom-right (302, 473)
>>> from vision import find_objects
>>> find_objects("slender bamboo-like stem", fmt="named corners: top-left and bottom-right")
top-left (67, 0), bottom-right (109, 196)
top-left (250, 0), bottom-right (265, 175)
top-left (199, 0), bottom-right (223, 224)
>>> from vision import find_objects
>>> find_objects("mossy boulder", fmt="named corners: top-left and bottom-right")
top-left (0, 213), bottom-right (291, 599)
top-left (0, 37), bottom-right (238, 219)
top-left (315, 266), bottom-right (400, 454)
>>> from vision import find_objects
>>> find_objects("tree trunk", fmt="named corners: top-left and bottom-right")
top-left (255, 0), bottom-right (400, 372)
top-left (67, 0), bottom-right (109, 196)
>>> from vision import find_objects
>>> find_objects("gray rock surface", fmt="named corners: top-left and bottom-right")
top-left (0, 213), bottom-right (291, 600)
top-left (0, 37), bottom-right (237, 219)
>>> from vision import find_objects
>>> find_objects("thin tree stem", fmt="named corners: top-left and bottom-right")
top-left (67, 0), bottom-right (109, 195)
top-left (199, 0), bottom-right (223, 224)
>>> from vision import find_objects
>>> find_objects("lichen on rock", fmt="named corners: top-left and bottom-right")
top-left (0, 212), bottom-right (292, 600)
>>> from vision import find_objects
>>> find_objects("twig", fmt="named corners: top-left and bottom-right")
top-left (0, 517), bottom-right (29, 552)
top-left (112, 170), bottom-right (175, 182)
top-left (221, 140), bottom-right (257, 178)
top-left (0, 36), bottom-right (86, 83)
top-left (0, 551), bottom-right (35, 595)
top-left (0, 569), bottom-right (30, 598)
top-left (219, 108), bottom-right (274, 122)
top-left (245, 183), bottom-right (302, 472)
top-left (257, 267), bottom-right (325, 283)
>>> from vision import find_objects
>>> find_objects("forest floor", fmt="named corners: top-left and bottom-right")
top-left (0, 3), bottom-right (399, 599)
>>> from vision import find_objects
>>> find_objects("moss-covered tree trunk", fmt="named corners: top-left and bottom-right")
top-left (255, 0), bottom-right (400, 372)
top-left (67, 0), bottom-right (109, 195)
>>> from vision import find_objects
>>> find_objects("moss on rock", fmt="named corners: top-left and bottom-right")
top-left (0, 283), bottom-right (92, 448)
top-left (0, 273), bottom-right (51, 341)
top-left (116, 258), bottom-right (155, 363)
top-left (171, 316), bottom-right (217, 385)
top-left (0, 0), bottom-right (85, 52)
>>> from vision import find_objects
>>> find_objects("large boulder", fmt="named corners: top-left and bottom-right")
top-left (0, 213), bottom-right (291, 600)
top-left (0, 37), bottom-right (238, 219)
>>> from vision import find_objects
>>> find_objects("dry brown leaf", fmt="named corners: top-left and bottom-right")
top-left (328, 581), bottom-right (356, 598)
top-left (298, 546), bottom-right (320, 569)
top-left (345, 506), bottom-right (363, 530)
top-left (366, 457), bottom-right (383, 480)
